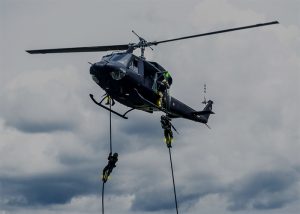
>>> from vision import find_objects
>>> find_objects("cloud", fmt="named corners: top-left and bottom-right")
top-left (120, 114), bottom-right (161, 138)
top-left (1, 0), bottom-right (300, 214)
top-left (130, 169), bottom-right (223, 212)
top-left (0, 66), bottom-right (87, 133)
top-left (131, 186), bottom-right (175, 211)
top-left (226, 170), bottom-right (300, 211)
top-left (0, 171), bottom-right (99, 207)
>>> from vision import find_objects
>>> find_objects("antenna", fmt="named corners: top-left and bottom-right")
top-left (202, 83), bottom-right (207, 105)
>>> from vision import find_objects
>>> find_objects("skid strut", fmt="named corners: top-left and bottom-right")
top-left (90, 94), bottom-right (134, 119)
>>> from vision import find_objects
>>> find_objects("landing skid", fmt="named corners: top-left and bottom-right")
top-left (89, 94), bottom-right (134, 119)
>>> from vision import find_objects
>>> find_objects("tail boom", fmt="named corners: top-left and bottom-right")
top-left (167, 97), bottom-right (214, 124)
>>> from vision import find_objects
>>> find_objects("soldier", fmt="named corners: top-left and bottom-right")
top-left (157, 71), bottom-right (172, 107)
top-left (102, 152), bottom-right (118, 183)
top-left (160, 115), bottom-right (173, 148)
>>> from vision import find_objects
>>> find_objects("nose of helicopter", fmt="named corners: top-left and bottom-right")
top-left (90, 63), bottom-right (105, 84)
top-left (90, 62), bottom-right (126, 82)
top-left (90, 63), bottom-right (103, 75)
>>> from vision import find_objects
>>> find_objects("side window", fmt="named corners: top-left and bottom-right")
top-left (129, 58), bottom-right (139, 74)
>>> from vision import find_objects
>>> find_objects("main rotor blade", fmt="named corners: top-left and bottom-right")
top-left (152, 21), bottom-right (279, 45)
top-left (26, 44), bottom-right (129, 54)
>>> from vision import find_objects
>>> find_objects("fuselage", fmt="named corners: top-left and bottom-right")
top-left (90, 52), bottom-right (210, 123)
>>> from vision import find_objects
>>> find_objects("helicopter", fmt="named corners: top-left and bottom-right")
top-left (26, 21), bottom-right (279, 126)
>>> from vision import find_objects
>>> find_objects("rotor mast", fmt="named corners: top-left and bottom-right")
top-left (131, 30), bottom-right (153, 58)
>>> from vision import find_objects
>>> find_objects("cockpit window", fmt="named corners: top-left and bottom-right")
top-left (109, 53), bottom-right (131, 66)
top-left (102, 55), bottom-right (112, 61)
top-left (129, 58), bottom-right (139, 74)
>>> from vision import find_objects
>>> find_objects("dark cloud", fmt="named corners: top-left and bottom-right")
top-left (226, 170), bottom-right (299, 211)
top-left (0, 171), bottom-right (99, 208)
top-left (131, 187), bottom-right (175, 211)
top-left (131, 187), bottom-right (206, 212)
top-left (131, 173), bottom-right (222, 212)
top-left (5, 119), bottom-right (75, 133)
top-left (58, 153), bottom-right (93, 166)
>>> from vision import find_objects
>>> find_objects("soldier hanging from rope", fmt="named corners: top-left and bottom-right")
top-left (161, 115), bottom-right (174, 148)
top-left (102, 152), bottom-right (118, 183)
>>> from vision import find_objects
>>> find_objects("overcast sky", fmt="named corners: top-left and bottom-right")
top-left (1, 0), bottom-right (300, 214)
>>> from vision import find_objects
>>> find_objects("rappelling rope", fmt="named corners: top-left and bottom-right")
top-left (109, 96), bottom-right (112, 153)
top-left (161, 115), bottom-right (179, 214)
top-left (102, 181), bottom-right (105, 214)
top-left (102, 96), bottom-right (112, 214)
top-left (168, 147), bottom-right (179, 214)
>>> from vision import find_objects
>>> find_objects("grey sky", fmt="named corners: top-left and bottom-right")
top-left (1, 0), bottom-right (300, 213)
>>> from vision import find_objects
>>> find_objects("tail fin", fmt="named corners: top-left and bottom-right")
top-left (192, 100), bottom-right (214, 123)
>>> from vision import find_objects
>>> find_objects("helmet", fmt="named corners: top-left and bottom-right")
top-left (113, 153), bottom-right (118, 157)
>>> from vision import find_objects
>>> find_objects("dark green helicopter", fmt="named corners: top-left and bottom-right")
top-left (26, 21), bottom-right (278, 126)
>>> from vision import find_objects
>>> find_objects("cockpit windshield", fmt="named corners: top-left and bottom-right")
top-left (103, 53), bottom-right (131, 66)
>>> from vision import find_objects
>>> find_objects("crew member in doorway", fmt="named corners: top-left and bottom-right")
top-left (157, 71), bottom-right (172, 107)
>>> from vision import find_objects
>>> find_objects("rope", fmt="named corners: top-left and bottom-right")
top-left (109, 97), bottom-right (112, 153)
top-left (102, 181), bottom-right (105, 214)
top-left (102, 96), bottom-right (112, 214)
top-left (102, 98), bottom-right (180, 214)
top-left (168, 147), bottom-right (179, 214)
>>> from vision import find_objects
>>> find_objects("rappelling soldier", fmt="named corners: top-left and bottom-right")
top-left (157, 71), bottom-right (172, 107)
top-left (102, 152), bottom-right (118, 183)
top-left (160, 115), bottom-right (173, 148)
